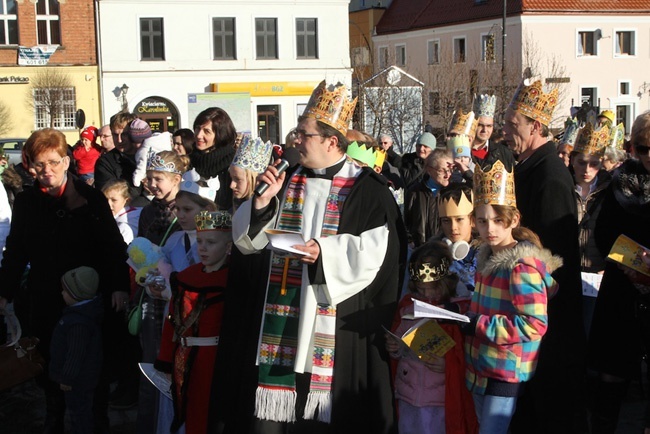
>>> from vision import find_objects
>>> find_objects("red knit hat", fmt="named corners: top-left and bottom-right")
top-left (80, 126), bottom-right (98, 143)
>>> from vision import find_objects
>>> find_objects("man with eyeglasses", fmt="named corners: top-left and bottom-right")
top-left (98, 125), bottom-right (115, 153)
top-left (472, 94), bottom-right (515, 171)
top-left (233, 81), bottom-right (406, 434)
top-left (378, 134), bottom-right (402, 169)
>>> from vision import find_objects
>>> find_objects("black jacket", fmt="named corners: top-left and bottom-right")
top-left (575, 170), bottom-right (611, 272)
top-left (404, 176), bottom-right (441, 247)
top-left (400, 152), bottom-right (425, 189)
top-left (472, 140), bottom-right (516, 171)
top-left (49, 296), bottom-right (103, 390)
top-left (94, 148), bottom-right (149, 206)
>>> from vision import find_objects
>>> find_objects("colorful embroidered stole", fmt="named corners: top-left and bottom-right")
top-left (256, 163), bottom-right (357, 423)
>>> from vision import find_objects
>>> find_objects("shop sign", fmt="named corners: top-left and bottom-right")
top-left (0, 76), bottom-right (30, 84)
top-left (136, 99), bottom-right (171, 114)
top-left (210, 81), bottom-right (318, 96)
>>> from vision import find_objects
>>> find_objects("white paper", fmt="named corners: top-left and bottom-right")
top-left (403, 298), bottom-right (470, 323)
top-left (581, 272), bottom-right (603, 298)
top-left (264, 229), bottom-right (309, 256)
top-left (139, 363), bottom-right (172, 400)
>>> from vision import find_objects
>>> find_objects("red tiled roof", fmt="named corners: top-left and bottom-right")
top-left (376, 0), bottom-right (650, 35)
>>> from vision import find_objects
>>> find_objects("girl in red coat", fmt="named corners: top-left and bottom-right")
top-left (155, 210), bottom-right (232, 434)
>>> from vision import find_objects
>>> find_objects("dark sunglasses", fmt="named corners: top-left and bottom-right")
top-left (635, 144), bottom-right (650, 156)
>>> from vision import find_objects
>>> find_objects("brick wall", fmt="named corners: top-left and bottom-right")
top-left (0, 0), bottom-right (97, 66)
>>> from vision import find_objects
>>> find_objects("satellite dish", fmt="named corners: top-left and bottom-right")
top-left (75, 109), bottom-right (86, 130)
top-left (387, 69), bottom-right (401, 85)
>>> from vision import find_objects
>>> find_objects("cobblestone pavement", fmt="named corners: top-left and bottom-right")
top-left (0, 377), bottom-right (646, 434)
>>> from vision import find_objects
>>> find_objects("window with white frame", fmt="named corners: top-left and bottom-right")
top-left (36, 0), bottom-right (60, 45)
top-left (581, 87), bottom-right (597, 107)
top-left (140, 18), bottom-right (165, 60)
top-left (0, 0), bottom-right (17, 45)
top-left (255, 18), bottom-right (278, 59)
top-left (453, 37), bottom-right (466, 63)
top-left (577, 31), bottom-right (597, 56)
top-left (33, 87), bottom-right (76, 130)
top-left (212, 18), bottom-right (236, 60)
top-left (296, 18), bottom-right (317, 59)
top-left (481, 34), bottom-right (495, 62)
top-left (427, 40), bottom-right (440, 65)
top-left (379, 46), bottom-right (388, 68)
top-left (615, 31), bottom-right (635, 56)
top-left (619, 81), bottom-right (630, 96)
top-left (395, 44), bottom-right (406, 66)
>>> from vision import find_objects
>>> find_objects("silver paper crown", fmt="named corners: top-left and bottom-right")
top-left (146, 149), bottom-right (182, 174)
top-left (231, 135), bottom-right (274, 174)
top-left (179, 168), bottom-right (219, 200)
top-left (474, 94), bottom-right (497, 118)
top-left (560, 117), bottom-right (580, 146)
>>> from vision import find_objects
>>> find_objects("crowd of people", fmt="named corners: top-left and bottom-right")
top-left (0, 77), bottom-right (649, 434)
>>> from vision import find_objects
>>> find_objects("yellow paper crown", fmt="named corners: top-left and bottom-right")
top-left (473, 160), bottom-right (516, 207)
top-left (449, 109), bottom-right (478, 137)
top-left (409, 257), bottom-right (451, 283)
top-left (437, 189), bottom-right (474, 217)
top-left (574, 123), bottom-right (610, 158)
top-left (374, 147), bottom-right (386, 169)
top-left (303, 80), bottom-right (358, 135)
top-left (508, 79), bottom-right (558, 126)
top-left (195, 210), bottom-right (232, 232)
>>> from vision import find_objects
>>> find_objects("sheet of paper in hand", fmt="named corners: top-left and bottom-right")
top-left (401, 298), bottom-right (470, 323)
top-left (139, 363), bottom-right (172, 401)
top-left (264, 229), bottom-right (309, 256)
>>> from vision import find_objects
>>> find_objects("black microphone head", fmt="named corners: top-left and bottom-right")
top-left (282, 147), bottom-right (301, 167)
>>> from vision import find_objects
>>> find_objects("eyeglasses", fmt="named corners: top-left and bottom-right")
top-left (32, 157), bottom-right (66, 171)
top-left (575, 159), bottom-right (601, 168)
top-left (635, 144), bottom-right (650, 156)
top-left (296, 130), bottom-right (326, 141)
top-left (100, 134), bottom-right (112, 139)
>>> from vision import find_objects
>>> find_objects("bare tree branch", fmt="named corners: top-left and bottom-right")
top-left (26, 69), bottom-right (74, 129)
top-left (0, 100), bottom-right (11, 137)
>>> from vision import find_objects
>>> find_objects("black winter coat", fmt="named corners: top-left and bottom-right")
top-left (404, 177), bottom-right (440, 247)
top-left (0, 176), bottom-right (129, 359)
top-left (472, 140), bottom-right (516, 171)
top-left (94, 148), bottom-right (149, 206)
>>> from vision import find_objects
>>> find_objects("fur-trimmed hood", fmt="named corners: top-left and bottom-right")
top-left (477, 241), bottom-right (563, 277)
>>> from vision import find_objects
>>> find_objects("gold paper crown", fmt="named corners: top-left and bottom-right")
top-left (508, 79), bottom-right (558, 126)
top-left (609, 123), bottom-right (625, 150)
top-left (303, 80), bottom-right (358, 135)
top-left (574, 123), bottom-right (610, 158)
top-left (409, 257), bottom-right (451, 283)
top-left (473, 160), bottom-right (516, 207)
top-left (195, 210), bottom-right (232, 232)
top-left (437, 189), bottom-right (474, 217)
top-left (346, 141), bottom-right (377, 167)
top-left (449, 109), bottom-right (478, 137)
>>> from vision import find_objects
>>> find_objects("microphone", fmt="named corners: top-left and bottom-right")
top-left (254, 147), bottom-right (301, 197)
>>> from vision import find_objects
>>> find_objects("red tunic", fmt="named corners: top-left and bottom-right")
top-left (157, 263), bottom-right (228, 434)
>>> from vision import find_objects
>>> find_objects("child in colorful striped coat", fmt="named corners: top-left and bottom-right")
top-left (462, 160), bottom-right (561, 433)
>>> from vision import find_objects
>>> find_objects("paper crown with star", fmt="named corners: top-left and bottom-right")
top-left (180, 169), bottom-right (220, 199)
top-left (609, 122), bottom-right (626, 150)
top-left (409, 256), bottom-right (451, 283)
top-left (449, 109), bottom-right (478, 137)
top-left (473, 160), bottom-right (516, 207)
top-left (508, 79), bottom-right (559, 126)
top-left (474, 94), bottom-right (497, 119)
top-left (346, 141), bottom-right (377, 167)
top-left (146, 149), bottom-right (182, 174)
top-left (303, 80), bottom-right (357, 135)
top-left (560, 117), bottom-right (580, 147)
top-left (195, 210), bottom-right (232, 232)
top-left (231, 135), bottom-right (274, 174)
top-left (437, 189), bottom-right (474, 218)
top-left (574, 122), bottom-right (610, 158)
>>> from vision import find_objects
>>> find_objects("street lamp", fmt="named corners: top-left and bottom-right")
top-left (120, 83), bottom-right (129, 111)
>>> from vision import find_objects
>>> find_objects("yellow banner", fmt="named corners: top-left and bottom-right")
top-left (210, 81), bottom-right (318, 96)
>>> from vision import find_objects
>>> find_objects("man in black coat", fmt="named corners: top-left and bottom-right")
top-left (504, 80), bottom-right (586, 434)
top-left (472, 94), bottom-right (515, 171)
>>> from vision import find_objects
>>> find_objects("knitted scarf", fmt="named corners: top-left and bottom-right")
top-left (255, 163), bottom-right (357, 424)
top-left (613, 159), bottom-right (650, 216)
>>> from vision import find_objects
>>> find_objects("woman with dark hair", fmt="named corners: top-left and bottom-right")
top-left (0, 128), bottom-right (130, 433)
top-left (190, 108), bottom-right (236, 210)
top-left (172, 128), bottom-right (195, 156)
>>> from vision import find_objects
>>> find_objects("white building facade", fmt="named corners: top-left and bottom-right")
top-left (372, 2), bottom-right (650, 133)
top-left (98, 0), bottom-right (352, 143)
